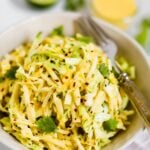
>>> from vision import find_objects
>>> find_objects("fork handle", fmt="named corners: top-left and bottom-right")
top-left (119, 72), bottom-right (150, 131)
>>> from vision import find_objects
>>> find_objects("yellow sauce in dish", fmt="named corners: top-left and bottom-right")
top-left (92, 0), bottom-right (137, 29)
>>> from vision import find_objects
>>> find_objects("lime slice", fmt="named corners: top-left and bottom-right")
top-left (28, 0), bottom-right (57, 7)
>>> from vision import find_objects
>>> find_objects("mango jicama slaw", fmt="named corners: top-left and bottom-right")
top-left (0, 26), bottom-right (134, 150)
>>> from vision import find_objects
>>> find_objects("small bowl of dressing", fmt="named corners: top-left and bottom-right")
top-left (89, 0), bottom-right (137, 29)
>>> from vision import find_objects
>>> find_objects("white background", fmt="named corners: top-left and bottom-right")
top-left (0, 0), bottom-right (150, 34)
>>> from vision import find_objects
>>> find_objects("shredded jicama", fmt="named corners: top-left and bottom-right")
top-left (0, 28), bottom-right (134, 150)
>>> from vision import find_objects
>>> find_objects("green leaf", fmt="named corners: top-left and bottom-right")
top-left (51, 26), bottom-right (64, 36)
top-left (99, 63), bottom-right (110, 78)
top-left (76, 36), bottom-right (93, 44)
top-left (103, 119), bottom-right (118, 131)
top-left (65, 0), bottom-right (85, 11)
top-left (31, 53), bottom-right (49, 62)
top-left (135, 19), bottom-right (150, 53)
top-left (5, 66), bottom-right (19, 80)
top-left (36, 32), bottom-right (42, 40)
top-left (36, 116), bottom-right (57, 133)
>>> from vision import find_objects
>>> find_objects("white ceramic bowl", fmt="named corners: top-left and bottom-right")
top-left (0, 12), bottom-right (150, 150)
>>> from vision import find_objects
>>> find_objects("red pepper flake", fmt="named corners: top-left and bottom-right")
top-left (85, 82), bottom-right (89, 86)
top-left (74, 108), bottom-right (77, 112)
top-left (50, 60), bottom-right (55, 64)
top-left (52, 68), bottom-right (56, 71)
top-left (43, 68), bottom-right (46, 73)
top-left (9, 60), bottom-right (13, 64)
top-left (73, 82), bottom-right (76, 87)
top-left (65, 76), bottom-right (69, 79)
top-left (30, 102), bottom-right (34, 105)
top-left (55, 79), bottom-right (59, 82)
top-left (65, 119), bottom-right (72, 128)
top-left (80, 99), bottom-right (84, 103)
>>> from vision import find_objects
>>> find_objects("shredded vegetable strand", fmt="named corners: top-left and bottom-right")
top-left (0, 31), bottom-right (134, 150)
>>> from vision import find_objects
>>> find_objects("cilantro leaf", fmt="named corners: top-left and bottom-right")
top-left (135, 19), bottom-right (150, 53)
top-left (99, 63), bottom-right (110, 78)
top-left (51, 26), bottom-right (64, 36)
top-left (36, 116), bottom-right (57, 133)
top-left (76, 36), bottom-right (93, 44)
top-left (103, 119), bottom-right (118, 131)
top-left (5, 66), bottom-right (19, 80)
top-left (65, 0), bottom-right (85, 11)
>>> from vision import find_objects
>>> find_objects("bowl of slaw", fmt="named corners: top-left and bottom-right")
top-left (0, 12), bottom-right (149, 150)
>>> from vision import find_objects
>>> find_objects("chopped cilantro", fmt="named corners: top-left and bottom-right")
top-left (5, 66), bottom-right (19, 80)
top-left (135, 19), bottom-right (150, 53)
top-left (99, 63), bottom-right (110, 78)
top-left (65, 0), bottom-right (85, 11)
top-left (76, 36), bottom-right (93, 44)
top-left (31, 53), bottom-right (49, 62)
top-left (36, 116), bottom-right (57, 133)
top-left (103, 119), bottom-right (118, 131)
top-left (69, 65), bottom-right (73, 69)
top-left (36, 32), bottom-right (42, 40)
top-left (51, 26), bottom-right (64, 36)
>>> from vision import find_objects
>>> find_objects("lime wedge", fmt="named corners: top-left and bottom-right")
top-left (28, 0), bottom-right (57, 7)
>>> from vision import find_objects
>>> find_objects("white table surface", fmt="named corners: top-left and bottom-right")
top-left (0, 0), bottom-right (150, 33)
top-left (0, 0), bottom-right (150, 150)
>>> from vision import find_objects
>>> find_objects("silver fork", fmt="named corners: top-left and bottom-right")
top-left (74, 15), bottom-right (150, 130)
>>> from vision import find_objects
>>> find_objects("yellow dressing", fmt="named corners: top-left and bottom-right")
top-left (92, 0), bottom-right (137, 21)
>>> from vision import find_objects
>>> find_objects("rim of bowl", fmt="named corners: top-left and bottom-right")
top-left (0, 12), bottom-right (149, 67)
